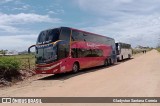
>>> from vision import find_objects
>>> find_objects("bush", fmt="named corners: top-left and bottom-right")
top-left (132, 48), bottom-right (153, 54)
top-left (0, 57), bottom-right (21, 81)
top-left (132, 49), bottom-right (143, 54)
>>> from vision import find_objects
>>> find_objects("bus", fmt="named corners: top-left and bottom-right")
top-left (115, 42), bottom-right (132, 61)
top-left (28, 27), bottom-right (117, 74)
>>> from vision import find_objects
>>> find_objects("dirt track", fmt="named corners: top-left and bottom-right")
top-left (0, 50), bottom-right (160, 106)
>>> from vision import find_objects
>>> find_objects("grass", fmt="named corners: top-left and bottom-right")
top-left (0, 57), bottom-right (21, 71)
top-left (156, 48), bottom-right (160, 52)
top-left (132, 49), bottom-right (143, 54)
top-left (0, 54), bottom-right (35, 70)
top-left (15, 54), bottom-right (35, 69)
top-left (0, 54), bottom-right (35, 82)
top-left (132, 48), bottom-right (153, 55)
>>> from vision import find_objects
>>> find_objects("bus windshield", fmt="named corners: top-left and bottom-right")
top-left (35, 27), bottom-right (71, 64)
top-left (35, 29), bottom-right (60, 64)
top-left (36, 45), bottom-right (57, 64)
top-left (37, 28), bottom-right (60, 44)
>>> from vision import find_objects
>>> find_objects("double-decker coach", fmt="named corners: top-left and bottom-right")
top-left (28, 27), bottom-right (117, 74)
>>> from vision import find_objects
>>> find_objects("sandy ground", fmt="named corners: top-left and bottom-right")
top-left (0, 50), bottom-right (160, 106)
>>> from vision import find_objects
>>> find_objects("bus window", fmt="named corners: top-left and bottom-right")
top-left (71, 48), bottom-right (78, 58)
top-left (58, 41), bottom-right (69, 60)
top-left (72, 30), bottom-right (77, 41)
top-left (59, 27), bottom-right (71, 42)
top-left (37, 29), bottom-right (60, 44)
top-left (72, 30), bottom-right (84, 41)
top-left (37, 32), bottom-right (45, 44)
top-left (58, 28), bottom-right (71, 60)
top-left (45, 29), bottom-right (59, 43)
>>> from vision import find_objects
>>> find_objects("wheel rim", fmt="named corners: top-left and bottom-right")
top-left (73, 64), bottom-right (78, 72)
top-left (104, 60), bottom-right (108, 66)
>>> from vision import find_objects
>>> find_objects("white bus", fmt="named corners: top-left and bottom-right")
top-left (116, 42), bottom-right (132, 61)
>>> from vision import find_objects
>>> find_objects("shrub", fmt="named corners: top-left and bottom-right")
top-left (0, 57), bottom-right (21, 81)
top-left (132, 49), bottom-right (143, 54)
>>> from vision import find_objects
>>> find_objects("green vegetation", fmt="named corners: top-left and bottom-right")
top-left (7, 54), bottom-right (35, 69)
top-left (0, 50), bottom-right (8, 55)
top-left (156, 48), bottom-right (160, 52)
top-left (0, 54), bottom-right (35, 82)
top-left (0, 57), bottom-right (21, 81)
top-left (132, 48), bottom-right (153, 54)
top-left (132, 49), bottom-right (145, 54)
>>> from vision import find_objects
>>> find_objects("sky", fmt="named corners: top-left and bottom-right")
top-left (0, 0), bottom-right (160, 51)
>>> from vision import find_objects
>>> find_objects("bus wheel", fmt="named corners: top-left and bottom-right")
top-left (128, 54), bottom-right (131, 59)
top-left (121, 56), bottom-right (123, 61)
top-left (104, 59), bottom-right (108, 66)
top-left (110, 59), bottom-right (114, 65)
top-left (72, 63), bottom-right (79, 73)
top-left (109, 59), bottom-right (113, 65)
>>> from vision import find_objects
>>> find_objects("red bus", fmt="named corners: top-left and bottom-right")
top-left (28, 27), bottom-right (117, 74)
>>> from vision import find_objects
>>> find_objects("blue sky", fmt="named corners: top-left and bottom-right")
top-left (0, 0), bottom-right (160, 51)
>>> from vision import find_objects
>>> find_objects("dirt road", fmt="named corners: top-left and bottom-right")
top-left (0, 50), bottom-right (160, 106)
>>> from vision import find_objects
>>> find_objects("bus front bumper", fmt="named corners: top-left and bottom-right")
top-left (35, 64), bottom-right (60, 74)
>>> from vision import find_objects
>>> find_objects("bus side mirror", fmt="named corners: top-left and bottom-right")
top-left (28, 45), bottom-right (36, 53)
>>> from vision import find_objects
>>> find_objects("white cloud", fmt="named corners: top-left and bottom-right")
top-left (74, 0), bottom-right (160, 16)
top-left (13, 4), bottom-right (30, 11)
top-left (82, 14), bottom-right (160, 47)
top-left (0, 13), bottom-right (61, 51)
top-left (0, 13), bottom-right (60, 25)
top-left (0, 1), bottom-right (63, 51)
top-left (1, 0), bottom-right (13, 2)
top-left (0, 34), bottom-right (38, 51)
top-left (0, 13), bottom-right (61, 33)
top-left (0, 25), bottom-right (19, 33)
top-left (74, 0), bottom-right (160, 47)
top-left (48, 11), bottom-right (57, 14)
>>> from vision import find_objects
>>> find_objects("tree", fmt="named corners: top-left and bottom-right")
top-left (0, 50), bottom-right (8, 56)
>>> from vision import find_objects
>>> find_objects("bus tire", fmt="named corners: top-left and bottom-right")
top-left (110, 58), bottom-right (114, 65)
top-left (117, 57), bottom-right (120, 62)
top-left (121, 55), bottom-right (123, 61)
top-left (109, 58), bottom-right (113, 65)
top-left (104, 59), bottom-right (108, 66)
top-left (128, 54), bottom-right (131, 59)
top-left (72, 62), bottom-right (79, 73)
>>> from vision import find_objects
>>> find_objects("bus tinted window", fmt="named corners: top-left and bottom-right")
top-left (45, 30), bottom-right (59, 43)
top-left (59, 28), bottom-right (71, 42)
top-left (72, 48), bottom-right (103, 58)
top-left (58, 28), bottom-right (70, 60)
top-left (121, 43), bottom-right (131, 49)
top-left (72, 30), bottom-right (84, 41)
top-left (118, 43), bottom-right (131, 49)
top-left (91, 49), bottom-right (103, 57)
top-left (37, 32), bottom-right (45, 43)
top-left (71, 29), bottom-right (114, 46)
top-left (37, 29), bottom-right (60, 44)
top-left (83, 33), bottom-right (92, 42)
top-left (72, 31), bottom-right (78, 41)
top-left (58, 41), bottom-right (70, 60)
top-left (71, 48), bottom-right (78, 58)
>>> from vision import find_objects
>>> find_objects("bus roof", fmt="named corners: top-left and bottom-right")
top-left (40, 26), bottom-right (115, 41)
